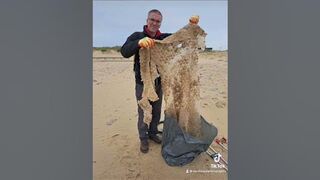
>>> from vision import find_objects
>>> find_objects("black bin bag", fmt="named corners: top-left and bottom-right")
top-left (161, 115), bottom-right (218, 166)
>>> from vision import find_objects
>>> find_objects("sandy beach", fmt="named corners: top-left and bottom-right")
top-left (93, 50), bottom-right (228, 180)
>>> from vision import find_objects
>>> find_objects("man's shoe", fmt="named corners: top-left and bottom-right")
top-left (149, 135), bottom-right (162, 144)
top-left (140, 140), bottom-right (149, 153)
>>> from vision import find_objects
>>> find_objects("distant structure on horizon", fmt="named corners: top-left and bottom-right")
top-left (205, 47), bottom-right (213, 51)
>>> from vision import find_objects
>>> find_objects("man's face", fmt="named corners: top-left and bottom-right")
top-left (146, 12), bottom-right (162, 33)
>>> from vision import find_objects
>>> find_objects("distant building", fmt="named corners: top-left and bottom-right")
top-left (205, 47), bottom-right (213, 51)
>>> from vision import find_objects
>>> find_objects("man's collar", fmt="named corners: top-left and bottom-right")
top-left (143, 25), bottom-right (161, 38)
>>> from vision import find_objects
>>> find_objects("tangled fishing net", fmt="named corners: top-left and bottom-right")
top-left (139, 23), bottom-right (207, 137)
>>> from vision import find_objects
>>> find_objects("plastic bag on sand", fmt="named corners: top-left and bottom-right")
top-left (161, 115), bottom-right (218, 166)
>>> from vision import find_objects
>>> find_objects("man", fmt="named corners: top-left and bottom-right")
top-left (121, 9), bottom-right (199, 153)
top-left (121, 9), bottom-right (170, 153)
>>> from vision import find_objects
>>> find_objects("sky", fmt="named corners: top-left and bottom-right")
top-left (93, 1), bottom-right (228, 50)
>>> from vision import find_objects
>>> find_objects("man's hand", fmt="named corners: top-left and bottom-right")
top-left (138, 37), bottom-right (155, 49)
top-left (189, 15), bottom-right (200, 25)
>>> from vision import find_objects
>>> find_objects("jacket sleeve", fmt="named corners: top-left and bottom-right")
top-left (120, 32), bottom-right (141, 58)
top-left (161, 33), bottom-right (172, 39)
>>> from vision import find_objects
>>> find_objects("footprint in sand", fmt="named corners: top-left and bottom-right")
top-left (120, 155), bottom-right (133, 163)
top-left (211, 97), bottom-right (218, 101)
top-left (106, 118), bottom-right (118, 126)
top-left (111, 133), bottom-right (120, 138)
top-left (123, 144), bottom-right (129, 148)
top-left (215, 101), bottom-right (226, 108)
top-left (120, 155), bottom-right (140, 179)
top-left (219, 91), bottom-right (226, 95)
top-left (201, 102), bottom-right (209, 108)
top-left (126, 170), bottom-right (140, 179)
top-left (111, 135), bottom-right (129, 149)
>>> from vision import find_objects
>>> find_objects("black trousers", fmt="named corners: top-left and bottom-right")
top-left (135, 79), bottom-right (163, 141)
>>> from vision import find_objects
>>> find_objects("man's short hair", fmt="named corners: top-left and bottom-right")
top-left (148, 9), bottom-right (162, 17)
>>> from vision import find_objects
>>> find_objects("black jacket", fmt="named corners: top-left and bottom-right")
top-left (121, 26), bottom-right (171, 84)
